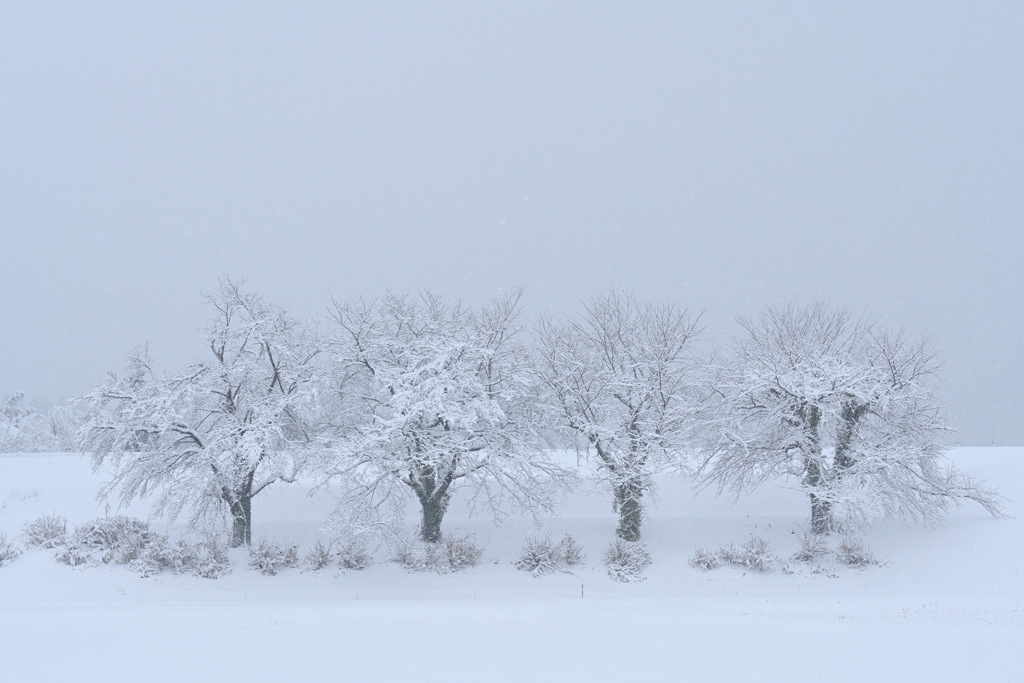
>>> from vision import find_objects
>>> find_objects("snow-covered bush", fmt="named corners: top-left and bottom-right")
top-left (46, 516), bottom-right (232, 579)
top-left (396, 535), bottom-right (483, 573)
top-left (22, 514), bottom-right (67, 549)
top-left (191, 540), bottom-right (231, 579)
top-left (131, 536), bottom-right (206, 577)
top-left (57, 516), bottom-right (154, 567)
top-left (720, 536), bottom-right (778, 572)
top-left (688, 547), bottom-right (722, 571)
top-left (303, 539), bottom-right (334, 571)
top-left (438, 535), bottom-right (483, 571)
top-left (693, 536), bottom-right (782, 573)
top-left (337, 539), bottom-right (372, 571)
top-left (130, 536), bottom-right (175, 577)
top-left (302, 538), bottom-right (371, 572)
top-left (0, 533), bottom-right (21, 567)
top-left (78, 516), bottom-right (153, 565)
top-left (603, 540), bottom-right (652, 582)
top-left (515, 534), bottom-right (586, 577)
top-left (394, 544), bottom-right (420, 570)
top-left (836, 537), bottom-right (878, 566)
top-left (515, 535), bottom-right (560, 576)
top-left (791, 532), bottom-right (830, 564)
top-left (55, 543), bottom-right (93, 567)
top-left (248, 538), bottom-right (299, 576)
top-left (557, 534), bottom-right (585, 567)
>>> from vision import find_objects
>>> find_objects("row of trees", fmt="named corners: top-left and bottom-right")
top-left (74, 280), bottom-right (1002, 547)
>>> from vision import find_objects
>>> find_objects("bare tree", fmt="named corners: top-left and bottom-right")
top-left (701, 301), bottom-right (1004, 534)
top-left (533, 291), bottom-right (703, 541)
top-left (79, 279), bottom-right (322, 547)
top-left (325, 290), bottom-right (569, 543)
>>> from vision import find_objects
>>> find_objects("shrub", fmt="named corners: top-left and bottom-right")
top-left (0, 532), bottom-right (21, 568)
top-left (438, 534), bottom-right (483, 571)
top-left (130, 536), bottom-right (207, 578)
top-left (47, 516), bottom-right (231, 579)
top-left (337, 539), bottom-right (372, 571)
top-left (303, 539), bottom-right (334, 572)
top-left (191, 539), bottom-right (231, 579)
top-left (515, 535), bottom-right (560, 576)
top-left (129, 535), bottom-right (171, 577)
top-left (836, 537), bottom-right (878, 567)
top-left (515, 534), bottom-right (586, 577)
top-left (394, 545), bottom-right (416, 569)
top-left (72, 516), bottom-right (153, 565)
top-left (22, 514), bottom-right (67, 549)
top-left (55, 516), bottom-right (154, 567)
top-left (603, 539), bottom-right (651, 583)
top-left (557, 534), bottom-right (585, 567)
top-left (248, 538), bottom-right (299, 576)
top-left (720, 536), bottom-right (779, 572)
top-left (693, 536), bottom-right (781, 573)
top-left (55, 543), bottom-right (94, 567)
top-left (397, 534), bottom-right (482, 574)
top-left (688, 546), bottom-right (722, 571)
top-left (791, 532), bottom-right (830, 564)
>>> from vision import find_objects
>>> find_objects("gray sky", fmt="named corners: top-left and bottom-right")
top-left (2, 2), bottom-right (1021, 445)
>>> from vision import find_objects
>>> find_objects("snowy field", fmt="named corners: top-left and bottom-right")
top-left (1, 448), bottom-right (1020, 682)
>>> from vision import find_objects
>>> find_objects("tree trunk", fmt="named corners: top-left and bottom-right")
top-left (810, 492), bottom-right (832, 535)
top-left (220, 463), bottom-right (258, 547)
top-left (228, 494), bottom-right (252, 547)
top-left (834, 401), bottom-right (865, 474)
top-left (418, 491), bottom-right (450, 543)
top-left (408, 460), bottom-right (455, 543)
top-left (804, 457), bottom-right (833, 535)
top-left (800, 403), bottom-right (832, 534)
top-left (614, 479), bottom-right (644, 542)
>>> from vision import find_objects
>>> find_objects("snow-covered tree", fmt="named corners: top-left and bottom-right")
top-left (1, 393), bottom-right (36, 452)
top-left (700, 302), bottom-right (1004, 534)
top-left (79, 279), bottom-right (322, 547)
top-left (0, 393), bottom-right (80, 453)
top-left (2, 393), bottom-right (44, 453)
top-left (325, 290), bottom-right (569, 543)
top-left (533, 291), bottom-right (703, 541)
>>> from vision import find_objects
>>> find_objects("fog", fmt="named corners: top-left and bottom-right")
top-left (1, 2), bottom-right (1021, 444)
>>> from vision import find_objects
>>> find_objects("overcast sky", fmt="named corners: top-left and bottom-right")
top-left (1, 2), bottom-right (1021, 445)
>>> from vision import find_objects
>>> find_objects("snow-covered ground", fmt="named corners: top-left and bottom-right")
top-left (1, 448), bottom-right (1020, 682)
